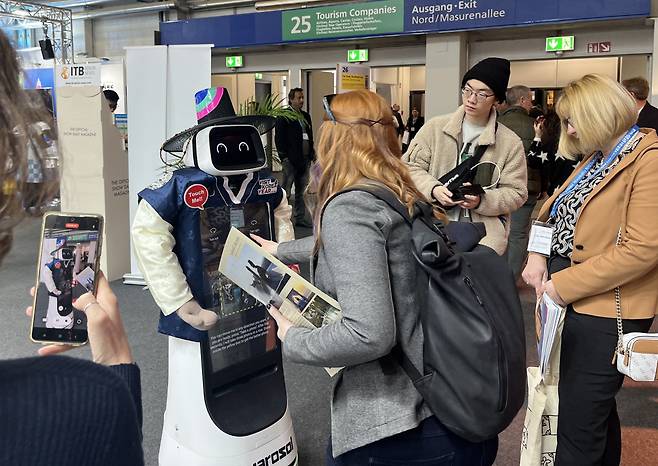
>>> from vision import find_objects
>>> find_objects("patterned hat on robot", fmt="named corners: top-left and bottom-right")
top-left (161, 87), bottom-right (275, 154)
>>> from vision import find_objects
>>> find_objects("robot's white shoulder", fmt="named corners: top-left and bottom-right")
top-left (147, 171), bottom-right (174, 190)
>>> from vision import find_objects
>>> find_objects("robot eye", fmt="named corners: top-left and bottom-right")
top-left (238, 142), bottom-right (250, 152)
top-left (216, 143), bottom-right (228, 153)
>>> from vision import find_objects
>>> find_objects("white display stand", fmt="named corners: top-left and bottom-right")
top-left (123, 45), bottom-right (212, 285)
top-left (100, 60), bottom-right (127, 115)
top-left (55, 85), bottom-right (130, 281)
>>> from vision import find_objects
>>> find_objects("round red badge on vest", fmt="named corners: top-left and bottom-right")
top-left (184, 184), bottom-right (209, 210)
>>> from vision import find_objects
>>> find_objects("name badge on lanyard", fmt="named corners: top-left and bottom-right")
top-left (528, 221), bottom-right (554, 256)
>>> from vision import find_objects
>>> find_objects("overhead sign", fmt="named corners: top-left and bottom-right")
top-left (546, 36), bottom-right (575, 52)
top-left (161, 0), bottom-right (650, 49)
top-left (545, 35), bottom-right (574, 52)
top-left (225, 55), bottom-right (244, 68)
top-left (336, 63), bottom-right (370, 93)
top-left (587, 41), bottom-right (612, 53)
top-left (56, 63), bottom-right (101, 87)
top-left (347, 49), bottom-right (369, 63)
top-left (282, 0), bottom-right (403, 41)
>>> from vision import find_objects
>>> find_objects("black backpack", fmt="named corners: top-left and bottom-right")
top-left (329, 184), bottom-right (526, 442)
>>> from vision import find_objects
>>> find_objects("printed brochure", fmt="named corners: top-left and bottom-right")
top-left (219, 227), bottom-right (343, 376)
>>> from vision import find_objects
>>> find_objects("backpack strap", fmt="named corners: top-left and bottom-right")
top-left (319, 182), bottom-right (413, 226)
top-left (319, 183), bottom-right (426, 378)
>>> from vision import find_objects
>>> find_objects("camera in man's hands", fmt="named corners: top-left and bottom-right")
top-left (450, 183), bottom-right (485, 202)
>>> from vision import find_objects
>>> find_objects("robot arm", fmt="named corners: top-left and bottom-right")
top-left (274, 193), bottom-right (295, 242)
top-left (131, 200), bottom-right (194, 316)
top-left (41, 263), bottom-right (59, 294)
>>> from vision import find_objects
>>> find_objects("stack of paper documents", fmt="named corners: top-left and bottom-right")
top-left (537, 292), bottom-right (566, 379)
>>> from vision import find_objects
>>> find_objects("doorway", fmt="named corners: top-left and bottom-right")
top-left (371, 65), bottom-right (426, 124)
top-left (305, 69), bottom-right (335, 142)
top-left (409, 91), bottom-right (425, 120)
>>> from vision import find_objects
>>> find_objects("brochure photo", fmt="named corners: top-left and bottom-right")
top-left (219, 227), bottom-right (343, 376)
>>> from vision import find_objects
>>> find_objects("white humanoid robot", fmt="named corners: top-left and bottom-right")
top-left (42, 239), bottom-right (75, 329)
top-left (132, 87), bottom-right (298, 466)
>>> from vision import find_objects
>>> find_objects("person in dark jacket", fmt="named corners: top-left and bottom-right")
top-left (498, 85), bottom-right (539, 279)
top-left (623, 77), bottom-right (658, 132)
top-left (405, 108), bottom-right (424, 144)
top-left (275, 88), bottom-right (315, 227)
top-left (392, 104), bottom-right (404, 137)
top-left (0, 29), bottom-right (143, 466)
top-left (528, 111), bottom-right (577, 196)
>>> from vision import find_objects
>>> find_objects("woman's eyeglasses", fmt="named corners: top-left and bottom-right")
top-left (461, 86), bottom-right (495, 103)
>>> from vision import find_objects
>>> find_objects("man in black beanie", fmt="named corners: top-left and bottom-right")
top-left (403, 57), bottom-right (528, 256)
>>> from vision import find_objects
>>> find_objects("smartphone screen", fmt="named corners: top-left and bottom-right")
top-left (31, 214), bottom-right (102, 345)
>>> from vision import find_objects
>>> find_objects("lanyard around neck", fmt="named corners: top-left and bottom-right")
top-left (549, 125), bottom-right (639, 220)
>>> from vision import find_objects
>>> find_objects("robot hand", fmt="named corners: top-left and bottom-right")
top-left (176, 299), bottom-right (219, 331)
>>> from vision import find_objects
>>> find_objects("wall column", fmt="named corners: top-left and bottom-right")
top-left (289, 65), bottom-right (302, 90)
top-left (425, 33), bottom-right (467, 119)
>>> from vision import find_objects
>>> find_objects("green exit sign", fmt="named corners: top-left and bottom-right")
top-left (546, 36), bottom-right (575, 52)
top-left (255, 72), bottom-right (263, 80)
top-left (347, 49), bottom-right (369, 63)
top-left (225, 55), bottom-right (244, 68)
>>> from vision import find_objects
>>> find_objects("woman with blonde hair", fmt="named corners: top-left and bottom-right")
top-left (252, 89), bottom-right (497, 465)
top-left (523, 74), bottom-right (658, 465)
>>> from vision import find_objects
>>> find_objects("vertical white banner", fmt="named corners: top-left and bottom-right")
top-left (124, 46), bottom-right (168, 284)
top-left (55, 85), bottom-right (130, 281)
top-left (100, 61), bottom-right (126, 115)
top-left (123, 45), bottom-right (212, 284)
top-left (166, 44), bottom-right (213, 141)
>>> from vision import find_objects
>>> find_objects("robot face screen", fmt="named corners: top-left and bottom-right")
top-left (60, 247), bottom-right (74, 261)
top-left (193, 125), bottom-right (266, 176)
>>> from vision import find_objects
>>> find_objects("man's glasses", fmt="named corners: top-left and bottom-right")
top-left (461, 86), bottom-right (495, 103)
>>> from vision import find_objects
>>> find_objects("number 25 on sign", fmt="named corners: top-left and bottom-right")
top-left (290, 15), bottom-right (311, 34)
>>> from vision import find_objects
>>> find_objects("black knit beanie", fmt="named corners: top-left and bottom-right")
top-left (461, 57), bottom-right (510, 103)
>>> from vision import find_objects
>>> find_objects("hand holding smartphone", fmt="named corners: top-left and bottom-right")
top-left (30, 213), bottom-right (103, 346)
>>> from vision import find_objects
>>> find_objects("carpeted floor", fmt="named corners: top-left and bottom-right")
top-left (1, 217), bottom-right (656, 465)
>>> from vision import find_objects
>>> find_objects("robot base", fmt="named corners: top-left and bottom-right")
top-left (158, 337), bottom-right (298, 466)
top-left (159, 417), bottom-right (297, 466)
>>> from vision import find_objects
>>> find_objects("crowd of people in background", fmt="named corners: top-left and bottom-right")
top-left (4, 18), bottom-right (658, 464)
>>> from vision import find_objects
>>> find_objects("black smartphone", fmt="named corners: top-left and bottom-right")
top-left (30, 213), bottom-right (103, 346)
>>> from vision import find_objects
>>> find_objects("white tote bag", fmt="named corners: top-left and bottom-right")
top-left (520, 330), bottom-right (563, 466)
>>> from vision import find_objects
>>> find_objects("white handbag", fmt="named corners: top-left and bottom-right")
top-left (613, 229), bottom-right (658, 382)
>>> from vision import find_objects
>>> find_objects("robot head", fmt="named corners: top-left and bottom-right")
top-left (59, 246), bottom-right (74, 261)
top-left (161, 87), bottom-right (274, 176)
top-left (182, 124), bottom-right (266, 176)
top-left (51, 244), bottom-right (74, 262)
